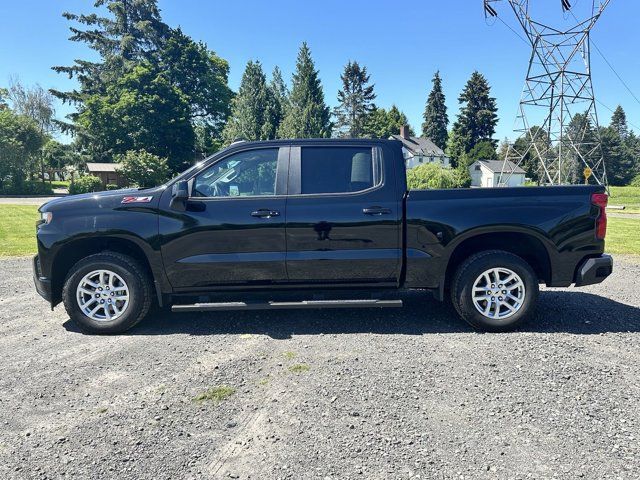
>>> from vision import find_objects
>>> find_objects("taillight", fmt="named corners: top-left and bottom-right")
top-left (591, 193), bottom-right (608, 240)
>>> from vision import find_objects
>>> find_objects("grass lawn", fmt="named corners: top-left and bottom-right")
top-left (606, 217), bottom-right (640, 255)
top-left (609, 186), bottom-right (640, 214)
top-left (0, 205), bottom-right (40, 257)
top-left (0, 203), bottom-right (638, 257)
top-left (50, 180), bottom-right (70, 189)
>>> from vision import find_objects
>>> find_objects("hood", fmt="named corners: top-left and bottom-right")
top-left (40, 187), bottom-right (165, 212)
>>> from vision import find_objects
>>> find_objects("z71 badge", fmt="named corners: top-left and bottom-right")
top-left (121, 196), bottom-right (153, 204)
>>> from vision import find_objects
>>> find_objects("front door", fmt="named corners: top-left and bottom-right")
top-left (159, 146), bottom-right (289, 289)
top-left (284, 143), bottom-right (402, 284)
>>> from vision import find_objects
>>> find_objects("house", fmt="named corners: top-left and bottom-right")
top-left (390, 126), bottom-right (450, 169)
top-left (470, 159), bottom-right (526, 187)
top-left (86, 162), bottom-right (126, 188)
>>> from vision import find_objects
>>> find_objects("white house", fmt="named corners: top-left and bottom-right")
top-left (390, 126), bottom-right (450, 169)
top-left (470, 160), bottom-right (526, 187)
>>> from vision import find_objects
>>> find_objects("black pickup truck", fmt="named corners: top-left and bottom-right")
top-left (33, 139), bottom-right (612, 333)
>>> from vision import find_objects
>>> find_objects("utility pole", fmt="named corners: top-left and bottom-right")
top-left (484, 0), bottom-right (610, 186)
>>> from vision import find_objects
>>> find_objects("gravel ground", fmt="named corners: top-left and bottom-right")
top-left (0, 256), bottom-right (639, 480)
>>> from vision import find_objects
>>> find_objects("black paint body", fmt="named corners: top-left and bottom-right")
top-left (34, 139), bottom-right (610, 308)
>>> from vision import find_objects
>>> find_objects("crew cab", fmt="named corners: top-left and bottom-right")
top-left (33, 139), bottom-right (613, 333)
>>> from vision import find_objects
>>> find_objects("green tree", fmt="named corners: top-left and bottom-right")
top-left (278, 42), bottom-right (331, 138)
top-left (117, 149), bottom-right (169, 187)
top-left (333, 61), bottom-right (376, 138)
top-left (0, 109), bottom-right (45, 189)
top-left (421, 71), bottom-right (448, 150)
top-left (364, 106), bottom-right (414, 138)
top-left (263, 66), bottom-right (288, 141)
top-left (223, 61), bottom-right (272, 143)
top-left (600, 126), bottom-right (634, 186)
top-left (76, 63), bottom-right (194, 171)
top-left (406, 162), bottom-right (459, 189)
top-left (159, 28), bottom-right (233, 139)
top-left (610, 105), bottom-right (629, 139)
top-left (0, 88), bottom-right (8, 110)
top-left (52, 0), bottom-right (169, 113)
top-left (511, 126), bottom-right (550, 183)
top-left (447, 71), bottom-right (498, 165)
top-left (563, 113), bottom-right (597, 183)
top-left (52, 0), bottom-right (231, 159)
top-left (468, 140), bottom-right (497, 161)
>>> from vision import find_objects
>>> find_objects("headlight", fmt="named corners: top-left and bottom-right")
top-left (37, 212), bottom-right (53, 227)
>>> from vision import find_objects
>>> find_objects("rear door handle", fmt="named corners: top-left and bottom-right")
top-left (362, 207), bottom-right (391, 215)
top-left (251, 209), bottom-right (280, 218)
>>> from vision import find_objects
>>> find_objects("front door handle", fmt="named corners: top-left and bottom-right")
top-left (251, 209), bottom-right (280, 218)
top-left (363, 206), bottom-right (391, 215)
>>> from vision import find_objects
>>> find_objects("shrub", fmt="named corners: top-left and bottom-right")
top-left (631, 174), bottom-right (640, 187)
top-left (407, 163), bottom-right (459, 190)
top-left (0, 180), bottom-right (53, 195)
top-left (117, 150), bottom-right (169, 188)
top-left (69, 175), bottom-right (103, 195)
top-left (106, 184), bottom-right (119, 190)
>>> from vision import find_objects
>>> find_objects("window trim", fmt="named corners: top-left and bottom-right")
top-left (287, 145), bottom-right (384, 198)
top-left (187, 146), bottom-right (289, 200)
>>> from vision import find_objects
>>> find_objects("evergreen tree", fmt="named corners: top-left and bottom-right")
top-left (278, 42), bottom-right (331, 138)
top-left (223, 61), bottom-right (271, 143)
top-left (563, 113), bottom-right (597, 183)
top-left (262, 66), bottom-right (288, 140)
top-left (52, 0), bottom-right (232, 160)
top-left (76, 63), bottom-right (194, 170)
top-left (421, 71), bottom-right (448, 150)
top-left (51, 0), bottom-right (169, 111)
top-left (600, 125), bottom-right (635, 186)
top-left (365, 106), bottom-right (414, 138)
top-left (610, 105), bottom-right (629, 139)
top-left (447, 71), bottom-right (498, 165)
top-left (333, 61), bottom-right (376, 138)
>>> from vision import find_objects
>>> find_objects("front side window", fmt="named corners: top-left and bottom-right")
top-left (193, 148), bottom-right (278, 197)
top-left (300, 147), bottom-right (377, 194)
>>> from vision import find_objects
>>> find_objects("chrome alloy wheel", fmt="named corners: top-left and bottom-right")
top-left (471, 267), bottom-right (525, 320)
top-left (76, 269), bottom-right (130, 322)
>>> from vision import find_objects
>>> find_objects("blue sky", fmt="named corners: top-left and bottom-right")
top-left (1, 0), bottom-right (639, 143)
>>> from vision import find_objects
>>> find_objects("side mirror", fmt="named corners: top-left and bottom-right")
top-left (170, 180), bottom-right (189, 211)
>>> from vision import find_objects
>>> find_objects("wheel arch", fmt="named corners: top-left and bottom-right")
top-left (50, 235), bottom-right (162, 307)
top-left (443, 228), bottom-right (553, 292)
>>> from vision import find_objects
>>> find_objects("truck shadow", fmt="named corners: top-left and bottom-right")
top-left (63, 291), bottom-right (640, 338)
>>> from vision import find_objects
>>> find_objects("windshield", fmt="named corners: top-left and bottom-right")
top-left (163, 146), bottom-right (230, 187)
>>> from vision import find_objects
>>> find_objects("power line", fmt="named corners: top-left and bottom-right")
top-left (590, 39), bottom-right (640, 108)
top-left (566, 8), bottom-right (640, 108)
top-left (495, 15), bottom-right (529, 45)
top-left (595, 98), bottom-right (640, 132)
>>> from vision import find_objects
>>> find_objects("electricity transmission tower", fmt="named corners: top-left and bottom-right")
top-left (484, 0), bottom-right (610, 186)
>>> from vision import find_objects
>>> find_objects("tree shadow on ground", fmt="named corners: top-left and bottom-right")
top-left (62, 290), bottom-right (640, 339)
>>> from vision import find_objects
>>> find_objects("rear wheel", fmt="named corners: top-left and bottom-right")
top-left (62, 252), bottom-right (152, 334)
top-left (451, 250), bottom-right (538, 332)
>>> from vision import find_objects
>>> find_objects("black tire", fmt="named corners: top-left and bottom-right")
top-left (450, 250), bottom-right (538, 332)
top-left (62, 252), bottom-right (152, 334)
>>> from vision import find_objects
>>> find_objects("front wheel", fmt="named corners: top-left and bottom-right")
top-left (62, 252), bottom-right (152, 334)
top-left (451, 250), bottom-right (539, 332)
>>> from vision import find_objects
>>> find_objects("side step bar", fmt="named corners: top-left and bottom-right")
top-left (171, 299), bottom-right (403, 312)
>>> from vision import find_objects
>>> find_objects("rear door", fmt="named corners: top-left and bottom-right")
top-left (159, 146), bottom-right (289, 289)
top-left (284, 143), bottom-right (402, 284)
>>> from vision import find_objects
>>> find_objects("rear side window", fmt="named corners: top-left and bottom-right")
top-left (300, 147), bottom-right (379, 194)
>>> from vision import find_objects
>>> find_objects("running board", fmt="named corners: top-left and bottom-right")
top-left (171, 299), bottom-right (403, 312)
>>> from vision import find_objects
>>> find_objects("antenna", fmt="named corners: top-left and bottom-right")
top-left (484, 0), bottom-right (611, 187)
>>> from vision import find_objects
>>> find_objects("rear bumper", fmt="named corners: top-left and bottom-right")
top-left (574, 254), bottom-right (613, 287)
top-left (33, 255), bottom-right (52, 303)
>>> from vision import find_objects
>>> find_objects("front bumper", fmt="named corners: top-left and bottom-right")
top-left (33, 255), bottom-right (52, 303)
top-left (574, 254), bottom-right (613, 287)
